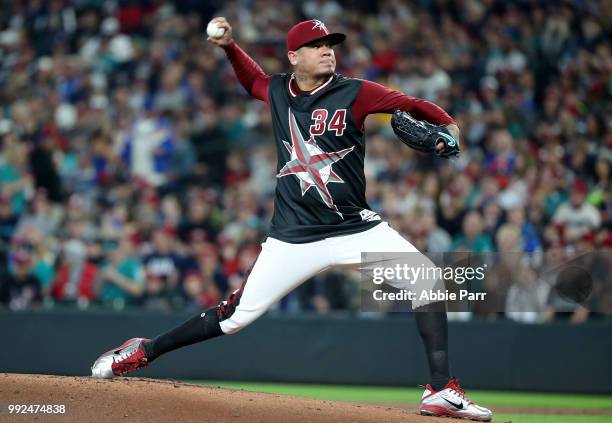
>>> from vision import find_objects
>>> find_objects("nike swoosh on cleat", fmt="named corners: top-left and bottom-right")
top-left (442, 398), bottom-right (463, 409)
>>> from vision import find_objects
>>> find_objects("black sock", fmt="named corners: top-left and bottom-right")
top-left (415, 301), bottom-right (450, 391)
top-left (144, 307), bottom-right (224, 362)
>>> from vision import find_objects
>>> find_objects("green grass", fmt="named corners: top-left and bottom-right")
top-left (190, 381), bottom-right (612, 422)
top-left (467, 391), bottom-right (612, 410)
top-left (192, 381), bottom-right (612, 410)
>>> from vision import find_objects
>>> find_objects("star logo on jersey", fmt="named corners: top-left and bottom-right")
top-left (277, 110), bottom-right (354, 218)
top-left (311, 20), bottom-right (327, 31)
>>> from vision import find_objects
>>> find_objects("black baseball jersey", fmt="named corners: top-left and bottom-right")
top-left (268, 73), bottom-right (382, 243)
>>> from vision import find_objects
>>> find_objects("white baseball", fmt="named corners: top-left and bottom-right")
top-left (206, 21), bottom-right (225, 38)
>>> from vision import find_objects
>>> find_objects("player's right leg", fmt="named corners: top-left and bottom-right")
top-left (91, 236), bottom-right (332, 378)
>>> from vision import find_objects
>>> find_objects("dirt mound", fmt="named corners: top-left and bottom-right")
top-left (0, 373), bottom-right (454, 422)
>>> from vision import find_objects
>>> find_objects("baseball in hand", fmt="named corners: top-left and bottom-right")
top-left (206, 21), bottom-right (225, 38)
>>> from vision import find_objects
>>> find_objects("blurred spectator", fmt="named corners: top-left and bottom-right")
top-left (97, 237), bottom-right (145, 310)
top-left (414, 212), bottom-right (452, 253)
top-left (50, 239), bottom-right (97, 306)
top-left (505, 269), bottom-right (551, 324)
top-left (141, 271), bottom-right (173, 313)
top-left (119, 108), bottom-right (176, 187)
top-left (80, 16), bottom-right (134, 65)
top-left (12, 227), bottom-right (56, 290)
top-left (481, 202), bottom-right (503, 240)
top-left (506, 207), bottom-right (542, 255)
top-left (297, 271), bottom-right (354, 314)
top-left (400, 53), bottom-right (451, 103)
top-left (177, 192), bottom-right (221, 243)
top-left (0, 246), bottom-right (43, 311)
top-left (471, 224), bottom-right (519, 321)
top-left (29, 137), bottom-right (63, 203)
top-left (15, 189), bottom-right (63, 238)
top-left (154, 63), bottom-right (188, 112)
top-left (553, 179), bottom-right (602, 243)
top-left (224, 244), bottom-right (259, 296)
top-left (484, 129), bottom-right (517, 177)
top-left (182, 270), bottom-right (221, 311)
top-left (452, 211), bottom-right (494, 252)
top-left (141, 228), bottom-right (181, 305)
top-left (193, 239), bottom-right (228, 297)
top-left (0, 196), bottom-right (19, 251)
top-left (0, 134), bottom-right (30, 216)
top-left (164, 118), bottom-right (197, 193)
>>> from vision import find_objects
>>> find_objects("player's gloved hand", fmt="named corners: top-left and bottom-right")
top-left (390, 110), bottom-right (460, 159)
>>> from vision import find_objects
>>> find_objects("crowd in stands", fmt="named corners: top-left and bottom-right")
top-left (0, 0), bottom-right (610, 322)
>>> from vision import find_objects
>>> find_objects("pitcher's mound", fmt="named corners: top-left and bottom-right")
top-left (0, 373), bottom-right (458, 422)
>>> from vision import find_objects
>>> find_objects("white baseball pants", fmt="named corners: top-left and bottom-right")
top-left (219, 222), bottom-right (436, 334)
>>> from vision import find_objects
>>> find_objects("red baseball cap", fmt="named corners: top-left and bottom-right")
top-left (572, 178), bottom-right (587, 195)
top-left (286, 19), bottom-right (345, 52)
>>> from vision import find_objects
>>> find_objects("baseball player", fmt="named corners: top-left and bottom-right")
top-left (91, 18), bottom-right (492, 421)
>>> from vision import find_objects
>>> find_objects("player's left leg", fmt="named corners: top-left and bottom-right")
top-left (329, 221), bottom-right (492, 421)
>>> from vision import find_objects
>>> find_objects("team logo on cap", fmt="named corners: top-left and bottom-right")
top-left (311, 20), bottom-right (327, 31)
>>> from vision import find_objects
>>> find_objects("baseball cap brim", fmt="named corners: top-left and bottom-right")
top-left (292, 33), bottom-right (346, 51)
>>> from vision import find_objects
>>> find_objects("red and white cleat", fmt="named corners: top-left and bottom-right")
top-left (420, 379), bottom-right (492, 421)
top-left (91, 338), bottom-right (151, 379)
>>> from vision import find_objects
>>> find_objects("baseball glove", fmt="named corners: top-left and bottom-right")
top-left (390, 110), bottom-right (460, 158)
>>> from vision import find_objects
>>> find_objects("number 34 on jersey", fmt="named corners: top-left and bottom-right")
top-left (309, 109), bottom-right (347, 136)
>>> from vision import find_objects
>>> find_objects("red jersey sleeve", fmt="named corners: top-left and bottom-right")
top-left (351, 79), bottom-right (455, 129)
top-left (223, 41), bottom-right (270, 104)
